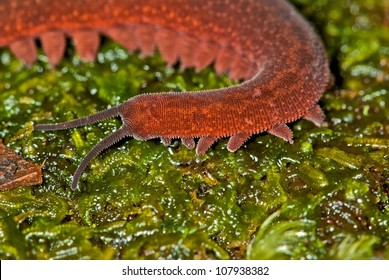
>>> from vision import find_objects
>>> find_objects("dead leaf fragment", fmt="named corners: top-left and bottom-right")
top-left (0, 139), bottom-right (42, 190)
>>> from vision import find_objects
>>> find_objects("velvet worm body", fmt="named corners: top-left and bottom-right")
top-left (0, 0), bottom-right (332, 189)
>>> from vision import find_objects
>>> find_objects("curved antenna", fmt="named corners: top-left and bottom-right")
top-left (71, 126), bottom-right (129, 190)
top-left (35, 105), bottom-right (122, 131)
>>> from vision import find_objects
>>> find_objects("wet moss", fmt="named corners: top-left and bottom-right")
top-left (0, 0), bottom-right (388, 259)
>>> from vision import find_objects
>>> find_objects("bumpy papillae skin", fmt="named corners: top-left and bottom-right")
top-left (0, 0), bottom-right (333, 189)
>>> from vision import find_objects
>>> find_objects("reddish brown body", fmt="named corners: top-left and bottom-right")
top-left (0, 0), bottom-right (332, 189)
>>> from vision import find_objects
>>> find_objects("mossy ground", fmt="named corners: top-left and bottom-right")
top-left (0, 0), bottom-right (388, 259)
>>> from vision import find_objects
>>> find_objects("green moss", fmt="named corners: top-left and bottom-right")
top-left (247, 212), bottom-right (325, 259)
top-left (0, 0), bottom-right (388, 259)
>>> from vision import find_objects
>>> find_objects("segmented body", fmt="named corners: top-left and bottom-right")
top-left (0, 0), bottom-right (332, 189)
